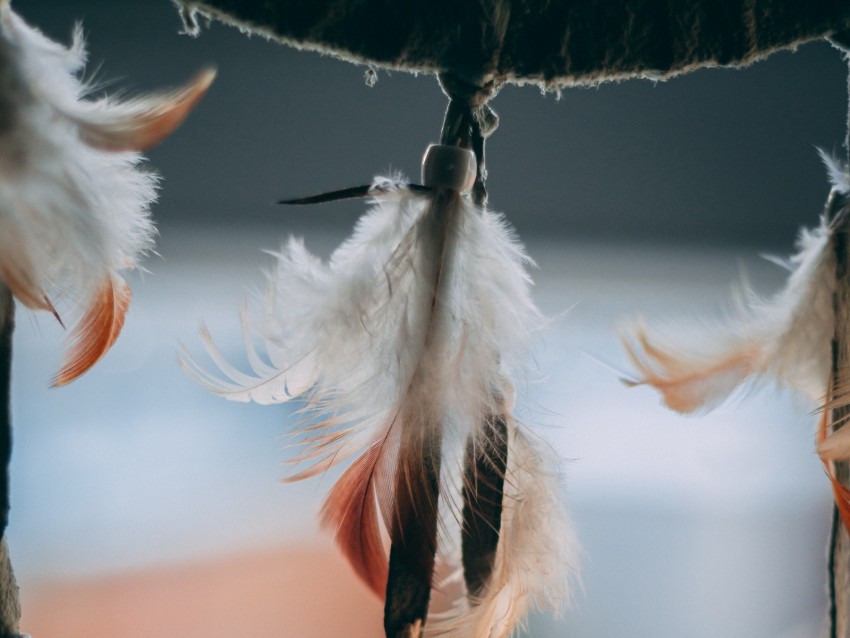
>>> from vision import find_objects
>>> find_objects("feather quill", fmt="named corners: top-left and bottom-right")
top-left (0, 3), bottom-right (213, 384)
top-left (183, 152), bottom-right (576, 634)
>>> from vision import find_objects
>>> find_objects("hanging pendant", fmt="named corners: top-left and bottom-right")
top-left (620, 38), bottom-right (850, 635)
top-left (0, 3), bottom-right (214, 385)
top-left (183, 99), bottom-right (577, 634)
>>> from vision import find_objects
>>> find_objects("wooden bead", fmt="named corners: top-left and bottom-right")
top-left (421, 144), bottom-right (476, 192)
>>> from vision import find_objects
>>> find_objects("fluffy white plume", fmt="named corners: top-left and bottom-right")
top-left (622, 172), bottom-right (838, 413)
top-left (429, 426), bottom-right (577, 638)
top-left (622, 154), bottom-right (850, 527)
top-left (182, 176), bottom-right (576, 634)
top-left (0, 2), bottom-right (213, 384)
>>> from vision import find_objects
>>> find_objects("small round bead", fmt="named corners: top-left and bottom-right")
top-left (421, 144), bottom-right (476, 192)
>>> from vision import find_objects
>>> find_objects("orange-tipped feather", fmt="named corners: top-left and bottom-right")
top-left (181, 176), bottom-right (576, 634)
top-left (53, 276), bottom-right (131, 386)
top-left (73, 68), bottom-right (216, 153)
top-left (818, 402), bottom-right (850, 531)
top-left (621, 326), bottom-right (757, 414)
top-left (0, 6), bottom-right (212, 386)
top-left (818, 423), bottom-right (850, 461)
top-left (320, 448), bottom-right (388, 598)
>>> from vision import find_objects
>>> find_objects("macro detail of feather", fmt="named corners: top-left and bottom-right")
top-left (182, 149), bottom-right (577, 636)
top-left (0, 1), bottom-right (214, 385)
top-left (621, 152), bottom-right (850, 527)
top-left (461, 413), bottom-right (508, 602)
top-left (622, 154), bottom-right (846, 414)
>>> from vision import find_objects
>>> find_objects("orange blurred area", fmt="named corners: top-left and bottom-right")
top-left (20, 543), bottom-right (383, 638)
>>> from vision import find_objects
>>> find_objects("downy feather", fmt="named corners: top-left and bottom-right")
top-left (183, 175), bottom-right (576, 633)
top-left (429, 423), bottom-right (577, 638)
top-left (0, 3), bottom-right (213, 383)
top-left (623, 154), bottom-right (850, 529)
top-left (622, 172), bottom-right (836, 412)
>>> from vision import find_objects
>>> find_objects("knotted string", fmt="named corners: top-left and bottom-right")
top-left (279, 73), bottom-right (501, 207)
top-left (437, 73), bottom-right (500, 207)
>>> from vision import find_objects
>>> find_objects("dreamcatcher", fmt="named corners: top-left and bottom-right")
top-left (174, 2), bottom-right (850, 636)
top-left (173, 2), bottom-right (850, 636)
top-left (0, 1), bottom-right (849, 637)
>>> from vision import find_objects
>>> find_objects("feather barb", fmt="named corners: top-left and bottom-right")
top-left (52, 275), bottom-right (130, 386)
top-left (72, 68), bottom-right (217, 152)
top-left (319, 446), bottom-right (389, 598)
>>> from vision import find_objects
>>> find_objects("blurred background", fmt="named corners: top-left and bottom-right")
top-left (8, 1), bottom-right (849, 636)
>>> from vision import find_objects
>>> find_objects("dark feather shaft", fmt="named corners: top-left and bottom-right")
top-left (278, 183), bottom-right (430, 205)
top-left (278, 184), bottom-right (372, 205)
top-left (384, 431), bottom-right (441, 638)
top-left (384, 190), bottom-right (461, 636)
top-left (462, 414), bottom-right (508, 600)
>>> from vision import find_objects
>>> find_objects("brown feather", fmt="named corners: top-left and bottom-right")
top-left (52, 275), bottom-right (131, 386)
top-left (384, 422), bottom-right (441, 637)
top-left (319, 446), bottom-right (389, 598)
top-left (462, 414), bottom-right (508, 601)
top-left (74, 68), bottom-right (216, 153)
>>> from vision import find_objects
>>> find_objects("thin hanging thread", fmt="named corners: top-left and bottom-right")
top-left (278, 74), bottom-right (500, 207)
top-left (826, 37), bottom-right (850, 638)
top-left (842, 39), bottom-right (850, 164)
top-left (830, 31), bottom-right (850, 163)
top-left (844, 48), bottom-right (850, 164)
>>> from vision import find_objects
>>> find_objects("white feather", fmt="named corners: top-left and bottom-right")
top-left (821, 148), bottom-right (850, 195)
top-left (0, 6), bottom-right (156, 306)
top-left (429, 426), bottom-right (578, 638)
top-left (622, 177), bottom-right (837, 412)
top-left (187, 180), bottom-right (543, 424)
top-left (622, 154), bottom-right (850, 469)
top-left (184, 176), bottom-right (575, 632)
top-left (0, 4), bottom-right (212, 384)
